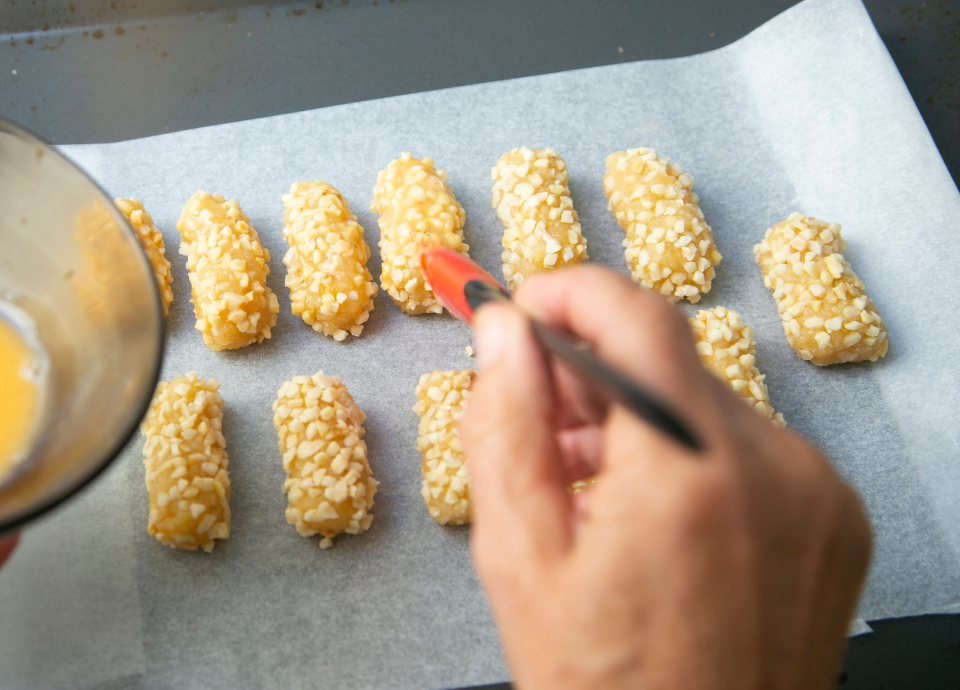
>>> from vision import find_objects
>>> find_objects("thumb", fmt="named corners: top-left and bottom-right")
top-left (462, 302), bottom-right (573, 566)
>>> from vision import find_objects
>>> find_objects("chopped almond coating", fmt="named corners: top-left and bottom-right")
top-left (140, 372), bottom-right (231, 552)
top-left (413, 370), bottom-right (476, 525)
top-left (115, 198), bottom-right (174, 316)
top-left (690, 307), bottom-right (785, 427)
top-left (754, 213), bottom-right (888, 366)
top-left (177, 191), bottom-right (279, 350)
top-left (272, 372), bottom-right (378, 548)
top-left (281, 181), bottom-right (378, 341)
top-left (492, 147), bottom-right (587, 290)
top-left (603, 148), bottom-right (721, 303)
top-left (370, 153), bottom-right (469, 314)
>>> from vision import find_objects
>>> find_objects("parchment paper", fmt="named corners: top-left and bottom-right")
top-left (2, 0), bottom-right (958, 687)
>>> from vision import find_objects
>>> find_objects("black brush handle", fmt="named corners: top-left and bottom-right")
top-left (464, 279), bottom-right (703, 453)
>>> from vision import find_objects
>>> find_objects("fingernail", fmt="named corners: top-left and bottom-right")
top-left (474, 305), bottom-right (508, 372)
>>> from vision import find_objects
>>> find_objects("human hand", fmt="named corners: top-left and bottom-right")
top-left (461, 266), bottom-right (871, 690)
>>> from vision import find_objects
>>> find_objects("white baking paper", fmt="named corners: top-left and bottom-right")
top-left (2, 0), bottom-right (958, 687)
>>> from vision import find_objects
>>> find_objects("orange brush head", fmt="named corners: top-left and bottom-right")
top-left (419, 244), bottom-right (505, 324)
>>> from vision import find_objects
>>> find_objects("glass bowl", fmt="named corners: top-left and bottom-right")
top-left (0, 117), bottom-right (163, 533)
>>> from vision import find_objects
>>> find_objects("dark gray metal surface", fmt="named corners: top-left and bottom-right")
top-left (0, 0), bottom-right (955, 190)
top-left (1, 1), bottom-right (958, 688)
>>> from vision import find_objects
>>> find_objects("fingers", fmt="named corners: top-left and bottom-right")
top-left (515, 266), bottom-right (718, 422)
top-left (462, 302), bottom-right (574, 567)
top-left (550, 357), bottom-right (609, 429)
top-left (556, 425), bottom-right (604, 483)
top-left (515, 266), bottom-right (726, 463)
top-left (795, 481), bottom-right (870, 689)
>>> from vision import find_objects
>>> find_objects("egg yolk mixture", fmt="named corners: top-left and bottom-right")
top-left (0, 316), bottom-right (40, 481)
